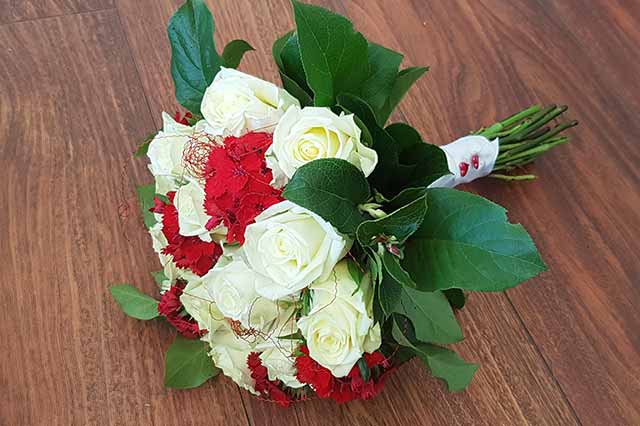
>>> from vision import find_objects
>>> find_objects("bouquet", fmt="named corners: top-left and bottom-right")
top-left (111, 0), bottom-right (577, 406)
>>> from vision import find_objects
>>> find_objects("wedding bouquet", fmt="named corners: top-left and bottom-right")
top-left (111, 0), bottom-right (576, 406)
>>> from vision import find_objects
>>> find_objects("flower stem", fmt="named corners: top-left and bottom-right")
top-left (476, 104), bottom-right (577, 181)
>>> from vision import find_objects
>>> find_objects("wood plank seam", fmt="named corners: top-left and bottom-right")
top-left (0, 6), bottom-right (117, 27)
top-left (504, 292), bottom-right (584, 425)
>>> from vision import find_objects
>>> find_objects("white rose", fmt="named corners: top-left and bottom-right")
top-left (266, 106), bottom-right (378, 187)
top-left (173, 180), bottom-right (227, 243)
top-left (206, 326), bottom-right (257, 394)
top-left (244, 201), bottom-right (351, 300)
top-left (203, 255), bottom-right (281, 330)
top-left (147, 112), bottom-right (205, 195)
top-left (297, 260), bottom-right (381, 377)
top-left (180, 275), bottom-right (225, 335)
top-left (200, 67), bottom-right (299, 137)
top-left (259, 346), bottom-right (304, 389)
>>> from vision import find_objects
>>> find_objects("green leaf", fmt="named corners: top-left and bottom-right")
top-left (384, 122), bottom-right (450, 188)
top-left (337, 94), bottom-right (448, 197)
top-left (379, 66), bottom-right (429, 123)
top-left (134, 131), bottom-right (157, 157)
top-left (394, 287), bottom-right (463, 344)
top-left (392, 319), bottom-right (477, 392)
top-left (282, 158), bottom-right (370, 234)
top-left (378, 271), bottom-right (402, 317)
top-left (110, 284), bottom-right (159, 320)
top-left (136, 184), bottom-right (158, 229)
top-left (221, 39), bottom-right (254, 68)
top-left (273, 31), bottom-right (313, 106)
top-left (357, 357), bottom-right (371, 382)
top-left (164, 335), bottom-right (219, 389)
top-left (382, 251), bottom-right (416, 288)
top-left (403, 188), bottom-right (547, 292)
top-left (357, 194), bottom-right (428, 246)
top-left (168, 0), bottom-right (222, 114)
top-left (151, 270), bottom-right (168, 286)
top-left (292, 0), bottom-right (368, 106)
top-left (360, 43), bottom-right (403, 122)
top-left (280, 33), bottom-right (310, 93)
top-left (444, 289), bottom-right (466, 309)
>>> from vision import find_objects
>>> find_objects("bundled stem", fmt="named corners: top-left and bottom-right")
top-left (474, 105), bottom-right (578, 180)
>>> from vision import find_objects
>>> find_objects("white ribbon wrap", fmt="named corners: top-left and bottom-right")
top-left (429, 135), bottom-right (499, 188)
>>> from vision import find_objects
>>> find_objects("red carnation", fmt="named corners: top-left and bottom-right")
top-left (153, 192), bottom-right (222, 276)
top-left (203, 132), bottom-right (282, 244)
top-left (158, 281), bottom-right (207, 339)
top-left (294, 346), bottom-right (391, 403)
top-left (247, 352), bottom-right (292, 407)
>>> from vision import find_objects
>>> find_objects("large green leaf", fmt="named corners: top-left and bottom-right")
top-left (379, 66), bottom-right (429, 123)
top-left (168, 0), bottom-right (221, 114)
top-left (392, 319), bottom-right (477, 392)
top-left (110, 284), bottom-right (159, 320)
top-left (280, 33), bottom-right (310, 93)
top-left (164, 335), bottom-right (219, 389)
top-left (357, 194), bottom-right (428, 246)
top-left (360, 43), bottom-right (403, 122)
top-left (272, 31), bottom-right (313, 106)
top-left (282, 159), bottom-right (370, 234)
top-left (394, 287), bottom-right (463, 344)
top-left (292, 0), bottom-right (368, 106)
top-left (404, 188), bottom-right (547, 292)
top-left (221, 39), bottom-right (254, 68)
top-left (382, 251), bottom-right (416, 289)
top-left (136, 184), bottom-right (157, 229)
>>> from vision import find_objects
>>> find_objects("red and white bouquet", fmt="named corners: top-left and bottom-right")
top-left (111, 0), bottom-right (576, 406)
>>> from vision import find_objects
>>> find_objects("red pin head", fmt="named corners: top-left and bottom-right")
top-left (459, 162), bottom-right (469, 177)
top-left (471, 154), bottom-right (479, 169)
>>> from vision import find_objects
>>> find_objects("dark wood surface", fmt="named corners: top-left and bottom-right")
top-left (1, 1), bottom-right (638, 425)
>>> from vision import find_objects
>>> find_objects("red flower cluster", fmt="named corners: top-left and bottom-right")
top-left (203, 132), bottom-right (282, 244)
top-left (247, 352), bottom-right (291, 407)
top-left (151, 192), bottom-right (222, 276)
top-left (295, 346), bottom-right (391, 403)
top-left (158, 281), bottom-right (207, 339)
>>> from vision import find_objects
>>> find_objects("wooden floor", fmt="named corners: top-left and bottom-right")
top-left (1, 1), bottom-right (639, 425)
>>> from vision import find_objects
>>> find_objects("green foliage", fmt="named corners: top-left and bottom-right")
top-left (378, 67), bottom-right (429, 123)
top-left (282, 159), bottom-right (370, 234)
top-left (164, 335), bottom-right (219, 389)
top-left (357, 194), bottom-right (428, 247)
top-left (133, 132), bottom-right (157, 157)
top-left (361, 43), bottom-right (403, 122)
top-left (392, 287), bottom-right (463, 344)
top-left (392, 319), bottom-right (478, 391)
top-left (338, 94), bottom-right (449, 197)
top-left (292, 0), bottom-right (369, 106)
top-left (271, 2), bottom-right (426, 121)
top-left (403, 188), bottom-right (547, 292)
top-left (110, 284), bottom-right (159, 320)
top-left (381, 251), bottom-right (416, 289)
top-left (136, 184), bottom-right (158, 229)
top-left (221, 39), bottom-right (254, 68)
top-left (168, 0), bottom-right (251, 114)
top-left (444, 289), bottom-right (466, 309)
top-left (272, 31), bottom-right (313, 106)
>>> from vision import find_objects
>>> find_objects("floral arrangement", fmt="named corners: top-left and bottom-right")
top-left (110, 0), bottom-right (577, 406)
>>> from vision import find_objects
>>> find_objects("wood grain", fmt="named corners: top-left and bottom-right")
top-left (1, 0), bottom-right (639, 425)
top-left (0, 0), bottom-right (113, 24)
top-left (0, 10), bottom-right (247, 426)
